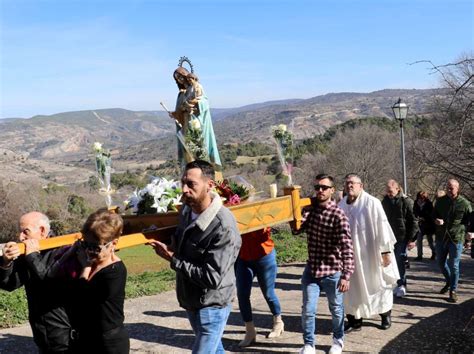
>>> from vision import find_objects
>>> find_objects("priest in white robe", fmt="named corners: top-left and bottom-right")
top-left (338, 173), bottom-right (399, 331)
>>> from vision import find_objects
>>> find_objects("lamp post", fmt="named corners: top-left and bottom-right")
top-left (392, 98), bottom-right (409, 195)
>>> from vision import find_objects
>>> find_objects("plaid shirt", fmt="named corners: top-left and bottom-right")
top-left (303, 200), bottom-right (354, 280)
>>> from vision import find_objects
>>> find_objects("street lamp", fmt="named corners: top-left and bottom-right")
top-left (392, 98), bottom-right (409, 194)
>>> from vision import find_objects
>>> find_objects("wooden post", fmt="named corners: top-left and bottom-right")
top-left (284, 185), bottom-right (304, 230)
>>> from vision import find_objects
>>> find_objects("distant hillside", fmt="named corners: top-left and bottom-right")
top-left (214, 88), bottom-right (446, 142)
top-left (0, 108), bottom-right (173, 160)
top-left (0, 88), bottom-right (448, 185)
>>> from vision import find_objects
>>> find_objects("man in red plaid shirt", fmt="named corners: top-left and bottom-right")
top-left (296, 174), bottom-right (354, 354)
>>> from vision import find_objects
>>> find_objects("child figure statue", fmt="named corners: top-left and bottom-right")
top-left (169, 57), bottom-right (222, 173)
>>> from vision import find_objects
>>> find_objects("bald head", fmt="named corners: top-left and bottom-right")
top-left (446, 179), bottom-right (460, 199)
top-left (386, 179), bottom-right (401, 198)
top-left (19, 212), bottom-right (50, 242)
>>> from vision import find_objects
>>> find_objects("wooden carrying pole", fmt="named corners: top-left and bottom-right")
top-left (14, 186), bottom-right (310, 255)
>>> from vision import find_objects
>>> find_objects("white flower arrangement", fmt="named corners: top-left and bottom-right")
top-left (124, 177), bottom-right (182, 214)
top-left (92, 142), bottom-right (113, 206)
top-left (271, 124), bottom-right (294, 186)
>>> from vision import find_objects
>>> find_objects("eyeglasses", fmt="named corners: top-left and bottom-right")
top-left (345, 181), bottom-right (361, 186)
top-left (314, 184), bottom-right (333, 191)
top-left (80, 240), bottom-right (113, 253)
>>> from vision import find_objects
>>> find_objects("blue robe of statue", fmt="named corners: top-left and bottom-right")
top-left (175, 88), bottom-right (222, 168)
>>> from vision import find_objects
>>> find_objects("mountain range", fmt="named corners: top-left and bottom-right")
top-left (0, 88), bottom-right (446, 186)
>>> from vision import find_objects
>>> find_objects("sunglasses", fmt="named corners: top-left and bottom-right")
top-left (314, 184), bottom-right (333, 191)
top-left (80, 240), bottom-right (113, 253)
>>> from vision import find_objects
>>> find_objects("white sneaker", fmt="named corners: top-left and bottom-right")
top-left (393, 285), bottom-right (400, 295)
top-left (299, 344), bottom-right (316, 354)
top-left (328, 338), bottom-right (344, 354)
top-left (396, 285), bottom-right (407, 298)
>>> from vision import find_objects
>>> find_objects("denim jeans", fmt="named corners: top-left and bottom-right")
top-left (416, 225), bottom-right (435, 258)
top-left (301, 264), bottom-right (344, 346)
top-left (436, 239), bottom-right (463, 291)
top-left (186, 304), bottom-right (231, 354)
top-left (394, 241), bottom-right (407, 286)
top-left (235, 249), bottom-right (281, 322)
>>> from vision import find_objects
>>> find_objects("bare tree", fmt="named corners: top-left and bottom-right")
top-left (325, 125), bottom-right (400, 197)
top-left (411, 54), bottom-right (473, 200)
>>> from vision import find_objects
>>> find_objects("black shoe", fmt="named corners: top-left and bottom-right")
top-left (380, 311), bottom-right (391, 330)
top-left (440, 284), bottom-right (450, 294)
top-left (344, 315), bottom-right (362, 332)
top-left (414, 256), bottom-right (423, 261)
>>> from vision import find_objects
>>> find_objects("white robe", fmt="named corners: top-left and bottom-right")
top-left (339, 190), bottom-right (399, 318)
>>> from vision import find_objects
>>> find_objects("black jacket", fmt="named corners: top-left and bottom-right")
top-left (413, 199), bottom-right (435, 235)
top-left (382, 193), bottom-right (418, 244)
top-left (0, 249), bottom-right (72, 353)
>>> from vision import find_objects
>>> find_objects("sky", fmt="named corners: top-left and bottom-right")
top-left (0, 0), bottom-right (472, 118)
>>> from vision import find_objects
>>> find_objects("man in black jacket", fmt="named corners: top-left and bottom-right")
top-left (0, 212), bottom-right (72, 353)
top-left (382, 180), bottom-right (418, 298)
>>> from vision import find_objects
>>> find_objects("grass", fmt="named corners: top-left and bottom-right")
top-left (0, 229), bottom-right (308, 329)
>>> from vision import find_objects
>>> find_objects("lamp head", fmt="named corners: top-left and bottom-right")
top-left (392, 98), bottom-right (409, 121)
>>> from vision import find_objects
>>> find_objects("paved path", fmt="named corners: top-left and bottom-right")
top-left (1, 247), bottom-right (473, 353)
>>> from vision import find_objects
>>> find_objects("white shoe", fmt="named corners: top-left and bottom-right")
top-left (393, 285), bottom-right (400, 295)
top-left (299, 344), bottom-right (316, 354)
top-left (396, 285), bottom-right (407, 298)
top-left (328, 338), bottom-right (344, 354)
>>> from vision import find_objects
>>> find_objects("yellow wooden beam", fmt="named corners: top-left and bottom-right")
top-left (13, 186), bottom-right (311, 255)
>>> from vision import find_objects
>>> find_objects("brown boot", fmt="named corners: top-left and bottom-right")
top-left (448, 290), bottom-right (458, 303)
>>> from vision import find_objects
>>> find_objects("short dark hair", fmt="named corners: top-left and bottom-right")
top-left (185, 160), bottom-right (215, 180)
top-left (315, 174), bottom-right (334, 185)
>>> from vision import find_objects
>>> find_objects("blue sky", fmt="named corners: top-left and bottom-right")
top-left (1, 0), bottom-right (472, 118)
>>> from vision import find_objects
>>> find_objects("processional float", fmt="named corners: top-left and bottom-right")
top-left (12, 186), bottom-right (310, 255)
top-left (10, 56), bottom-right (306, 255)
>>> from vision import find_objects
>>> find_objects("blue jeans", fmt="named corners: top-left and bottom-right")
top-left (186, 304), bottom-right (231, 354)
top-left (301, 264), bottom-right (344, 346)
top-left (416, 225), bottom-right (435, 258)
top-left (235, 249), bottom-right (281, 322)
top-left (394, 241), bottom-right (407, 286)
top-left (436, 239), bottom-right (463, 291)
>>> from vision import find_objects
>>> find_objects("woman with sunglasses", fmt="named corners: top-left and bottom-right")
top-left (49, 209), bottom-right (129, 353)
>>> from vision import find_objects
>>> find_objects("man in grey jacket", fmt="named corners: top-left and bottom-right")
top-left (150, 160), bottom-right (241, 353)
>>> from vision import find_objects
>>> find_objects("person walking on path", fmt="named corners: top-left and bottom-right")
top-left (413, 191), bottom-right (436, 261)
top-left (235, 227), bottom-right (284, 347)
top-left (381, 179), bottom-right (418, 298)
top-left (0, 212), bottom-right (72, 353)
top-left (149, 160), bottom-right (241, 354)
top-left (295, 174), bottom-right (354, 354)
top-left (339, 174), bottom-right (399, 333)
top-left (433, 178), bottom-right (472, 303)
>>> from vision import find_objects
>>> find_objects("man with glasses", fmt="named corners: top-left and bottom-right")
top-left (0, 211), bottom-right (72, 353)
top-left (339, 174), bottom-right (399, 332)
top-left (296, 174), bottom-right (354, 354)
top-left (433, 178), bottom-right (472, 303)
top-left (150, 160), bottom-right (241, 353)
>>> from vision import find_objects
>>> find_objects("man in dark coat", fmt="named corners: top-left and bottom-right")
top-left (382, 180), bottom-right (418, 298)
top-left (0, 212), bottom-right (72, 353)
